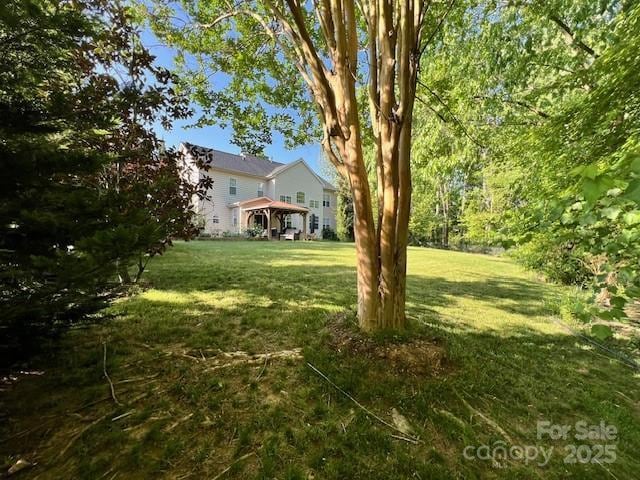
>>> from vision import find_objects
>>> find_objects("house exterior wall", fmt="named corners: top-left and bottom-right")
top-left (197, 168), bottom-right (265, 235)
top-left (272, 162), bottom-right (324, 236)
top-left (322, 190), bottom-right (338, 232)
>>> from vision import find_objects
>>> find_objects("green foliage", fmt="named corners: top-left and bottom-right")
top-left (410, 0), bottom-right (639, 327)
top-left (147, 0), bottom-right (319, 153)
top-left (335, 178), bottom-right (354, 242)
top-left (0, 0), bottom-right (205, 352)
top-left (322, 226), bottom-right (338, 241)
top-left (591, 324), bottom-right (614, 341)
top-left (0, 0), bottom-right (119, 346)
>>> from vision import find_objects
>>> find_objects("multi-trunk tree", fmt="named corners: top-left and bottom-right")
top-left (151, 0), bottom-right (456, 331)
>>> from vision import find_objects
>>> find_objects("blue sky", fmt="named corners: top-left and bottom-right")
top-left (141, 29), bottom-right (325, 175)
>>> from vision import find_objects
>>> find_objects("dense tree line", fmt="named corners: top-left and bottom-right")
top-left (408, 0), bottom-right (639, 334)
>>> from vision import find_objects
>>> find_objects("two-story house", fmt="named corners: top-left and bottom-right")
top-left (180, 142), bottom-right (337, 239)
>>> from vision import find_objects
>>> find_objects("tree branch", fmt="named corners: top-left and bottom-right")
top-left (419, 0), bottom-right (455, 57)
top-left (416, 94), bottom-right (447, 123)
top-left (473, 94), bottom-right (550, 119)
top-left (549, 14), bottom-right (598, 58)
top-left (417, 79), bottom-right (485, 148)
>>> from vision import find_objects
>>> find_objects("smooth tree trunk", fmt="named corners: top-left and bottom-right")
top-left (250, 0), bottom-right (429, 331)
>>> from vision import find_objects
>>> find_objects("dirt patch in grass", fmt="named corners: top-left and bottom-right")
top-left (325, 314), bottom-right (449, 377)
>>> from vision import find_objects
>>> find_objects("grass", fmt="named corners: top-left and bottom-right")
top-left (2, 241), bottom-right (640, 479)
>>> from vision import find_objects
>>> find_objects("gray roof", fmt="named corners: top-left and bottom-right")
top-left (183, 142), bottom-right (284, 177)
top-left (182, 142), bottom-right (336, 190)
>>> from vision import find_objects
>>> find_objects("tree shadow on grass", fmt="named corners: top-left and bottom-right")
top-left (114, 253), bottom-right (640, 479)
top-left (3, 243), bottom-right (640, 479)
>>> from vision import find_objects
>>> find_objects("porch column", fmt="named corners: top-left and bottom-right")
top-left (302, 212), bottom-right (307, 240)
top-left (266, 208), bottom-right (271, 239)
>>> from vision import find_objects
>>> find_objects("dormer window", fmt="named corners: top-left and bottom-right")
top-left (229, 178), bottom-right (237, 195)
top-left (296, 191), bottom-right (305, 204)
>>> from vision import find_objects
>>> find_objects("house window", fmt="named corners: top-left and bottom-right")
top-left (285, 215), bottom-right (292, 228)
top-left (257, 183), bottom-right (264, 197)
top-left (310, 214), bottom-right (319, 233)
top-left (323, 193), bottom-right (330, 207)
top-left (309, 199), bottom-right (319, 208)
top-left (232, 212), bottom-right (238, 227)
top-left (229, 178), bottom-right (237, 195)
top-left (296, 191), bottom-right (305, 204)
top-left (212, 215), bottom-right (219, 224)
top-left (279, 195), bottom-right (291, 204)
top-left (323, 217), bottom-right (330, 229)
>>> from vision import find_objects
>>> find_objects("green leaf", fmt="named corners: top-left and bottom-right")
top-left (582, 164), bottom-right (599, 180)
top-left (622, 210), bottom-right (640, 225)
top-left (610, 296), bottom-right (627, 309)
top-left (625, 179), bottom-right (640, 202)
top-left (601, 207), bottom-right (621, 220)
top-left (560, 212), bottom-right (574, 224)
top-left (583, 177), bottom-right (612, 205)
top-left (591, 324), bottom-right (613, 341)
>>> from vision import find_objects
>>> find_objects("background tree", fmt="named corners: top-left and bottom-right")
top-left (0, 0), bottom-right (118, 348)
top-left (90, 17), bottom-right (211, 284)
top-left (408, 0), bottom-right (638, 335)
top-left (336, 176), bottom-right (355, 242)
top-left (0, 0), bottom-right (207, 354)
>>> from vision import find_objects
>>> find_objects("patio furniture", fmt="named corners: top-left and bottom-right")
top-left (281, 228), bottom-right (299, 241)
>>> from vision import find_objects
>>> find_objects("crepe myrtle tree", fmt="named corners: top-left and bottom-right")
top-left (150, 0), bottom-right (456, 331)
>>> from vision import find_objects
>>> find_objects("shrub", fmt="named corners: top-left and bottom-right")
top-left (322, 227), bottom-right (339, 241)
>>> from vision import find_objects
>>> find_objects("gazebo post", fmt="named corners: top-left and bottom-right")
top-left (302, 212), bottom-right (307, 240)
top-left (266, 208), bottom-right (271, 240)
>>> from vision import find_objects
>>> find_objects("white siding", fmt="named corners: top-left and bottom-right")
top-left (323, 190), bottom-right (338, 233)
top-left (265, 178), bottom-right (276, 199)
top-left (272, 162), bottom-right (324, 235)
top-left (198, 168), bottom-right (265, 235)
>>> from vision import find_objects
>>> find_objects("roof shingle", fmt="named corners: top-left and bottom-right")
top-left (182, 142), bottom-right (284, 177)
top-left (182, 142), bottom-right (336, 190)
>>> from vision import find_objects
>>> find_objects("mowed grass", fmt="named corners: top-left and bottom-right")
top-left (2, 241), bottom-right (640, 479)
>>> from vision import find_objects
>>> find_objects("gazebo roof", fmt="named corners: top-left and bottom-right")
top-left (236, 196), bottom-right (309, 213)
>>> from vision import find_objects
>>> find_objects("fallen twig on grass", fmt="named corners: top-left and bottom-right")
top-left (255, 357), bottom-right (268, 380)
top-left (165, 413), bottom-right (194, 432)
top-left (203, 348), bottom-right (302, 371)
top-left (211, 451), bottom-right (256, 480)
top-left (112, 410), bottom-right (135, 422)
top-left (113, 373), bottom-right (160, 385)
top-left (390, 433), bottom-right (420, 444)
top-left (59, 413), bottom-right (110, 458)
top-left (454, 389), bottom-right (514, 444)
top-left (306, 362), bottom-right (421, 443)
top-left (551, 317), bottom-right (640, 371)
top-left (103, 341), bottom-right (121, 406)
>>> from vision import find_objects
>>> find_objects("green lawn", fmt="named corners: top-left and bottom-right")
top-left (2, 241), bottom-right (639, 479)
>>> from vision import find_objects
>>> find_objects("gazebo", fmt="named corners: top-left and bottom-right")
top-left (235, 197), bottom-right (309, 240)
